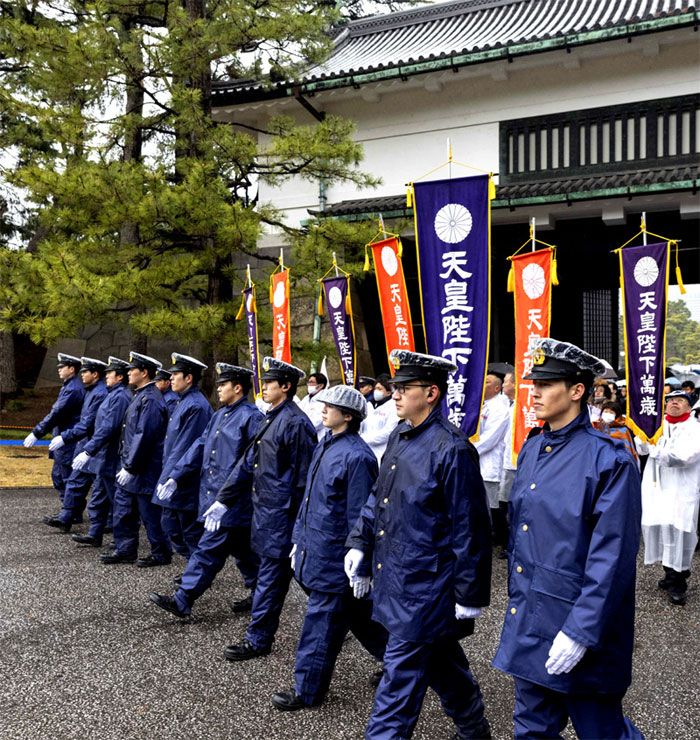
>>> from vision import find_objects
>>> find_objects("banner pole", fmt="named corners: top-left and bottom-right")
top-left (447, 138), bottom-right (452, 180)
top-left (332, 251), bottom-right (339, 277)
top-left (642, 213), bottom-right (647, 246)
top-left (531, 217), bottom-right (536, 252)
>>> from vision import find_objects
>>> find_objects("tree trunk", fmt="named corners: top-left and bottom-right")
top-left (0, 331), bottom-right (17, 399)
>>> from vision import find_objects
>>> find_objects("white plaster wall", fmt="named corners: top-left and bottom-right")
top-left (242, 28), bottom-right (698, 233)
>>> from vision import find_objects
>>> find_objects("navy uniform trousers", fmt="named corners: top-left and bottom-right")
top-left (112, 486), bottom-right (171, 560)
top-left (51, 458), bottom-right (74, 501)
top-left (244, 556), bottom-right (293, 651)
top-left (160, 508), bottom-right (203, 560)
top-left (86, 474), bottom-right (114, 540)
top-left (173, 524), bottom-right (259, 613)
top-left (513, 678), bottom-right (644, 740)
top-left (57, 469), bottom-right (94, 523)
top-left (295, 588), bottom-right (386, 706)
top-left (366, 633), bottom-right (487, 740)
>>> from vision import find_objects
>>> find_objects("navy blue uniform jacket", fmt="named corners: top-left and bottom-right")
top-left (82, 384), bottom-right (132, 477)
top-left (170, 397), bottom-right (264, 523)
top-left (293, 430), bottom-right (378, 593)
top-left (61, 380), bottom-right (108, 457)
top-left (156, 386), bottom-right (212, 510)
top-left (347, 408), bottom-right (492, 642)
top-left (217, 399), bottom-right (317, 558)
top-left (32, 375), bottom-right (85, 467)
top-left (118, 382), bottom-right (168, 494)
top-left (492, 411), bottom-right (641, 693)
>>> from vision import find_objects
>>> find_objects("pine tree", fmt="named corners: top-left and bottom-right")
top-left (0, 0), bottom-right (398, 389)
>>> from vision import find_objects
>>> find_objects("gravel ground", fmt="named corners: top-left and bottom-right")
top-left (1, 487), bottom-right (698, 740)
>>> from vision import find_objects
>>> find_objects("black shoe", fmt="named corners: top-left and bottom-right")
top-left (101, 552), bottom-right (136, 565)
top-left (173, 573), bottom-right (183, 586)
top-left (669, 591), bottom-right (687, 606)
top-left (71, 516), bottom-right (84, 524)
top-left (497, 547), bottom-right (508, 560)
top-left (658, 576), bottom-right (674, 590)
top-left (369, 667), bottom-right (384, 688)
top-left (224, 639), bottom-right (271, 662)
top-left (43, 516), bottom-right (71, 533)
top-left (72, 533), bottom-right (102, 547)
top-left (136, 555), bottom-right (172, 568)
top-left (149, 592), bottom-right (190, 618)
top-left (230, 593), bottom-right (253, 613)
top-left (104, 526), bottom-right (113, 534)
top-left (271, 689), bottom-right (307, 711)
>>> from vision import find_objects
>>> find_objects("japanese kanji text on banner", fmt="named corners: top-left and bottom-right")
top-left (412, 174), bottom-right (492, 439)
top-left (321, 275), bottom-right (358, 388)
top-left (270, 269), bottom-right (292, 363)
top-left (620, 242), bottom-right (669, 443)
top-left (510, 249), bottom-right (553, 464)
top-left (370, 236), bottom-right (415, 371)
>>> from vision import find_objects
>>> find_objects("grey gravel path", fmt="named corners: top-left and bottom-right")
top-left (1, 487), bottom-right (698, 740)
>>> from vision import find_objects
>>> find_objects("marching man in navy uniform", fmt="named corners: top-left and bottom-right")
top-left (155, 368), bottom-right (179, 416)
top-left (43, 357), bottom-right (108, 531)
top-left (493, 338), bottom-right (643, 739)
top-left (101, 352), bottom-right (171, 567)
top-left (154, 353), bottom-right (212, 559)
top-left (346, 349), bottom-right (493, 740)
top-left (149, 363), bottom-right (264, 618)
top-left (24, 353), bottom-right (85, 503)
top-left (205, 357), bottom-right (317, 661)
top-left (71, 356), bottom-right (132, 547)
top-left (271, 384), bottom-right (386, 711)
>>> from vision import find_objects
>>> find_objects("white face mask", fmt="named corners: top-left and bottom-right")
top-left (373, 389), bottom-right (387, 402)
top-left (601, 411), bottom-right (616, 423)
top-left (307, 385), bottom-right (319, 395)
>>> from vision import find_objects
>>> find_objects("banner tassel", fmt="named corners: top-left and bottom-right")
top-left (397, 239), bottom-right (403, 259)
top-left (551, 257), bottom-right (559, 286)
top-left (235, 296), bottom-right (245, 321)
top-left (406, 184), bottom-right (413, 208)
top-left (506, 264), bottom-right (515, 293)
top-left (488, 174), bottom-right (496, 201)
top-left (363, 246), bottom-right (370, 272)
top-left (317, 289), bottom-right (324, 316)
top-left (674, 242), bottom-right (686, 294)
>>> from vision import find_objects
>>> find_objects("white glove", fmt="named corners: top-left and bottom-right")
top-left (116, 468), bottom-right (135, 487)
top-left (344, 548), bottom-right (364, 581)
top-left (156, 478), bottom-right (177, 501)
top-left (456, 604), bottom-right (482, 619)
top-left (352, 576), bottom-right (371, 599)
top-left (203, 501), bottom-right (228, 532)
top-left (545, 630), bottom-right (587, 675)
top-left (290, 544), bottom-right (297, 570)
top-left (49, 435), bottom-right (65, 452)
top-left (23, 433), bottom-right (37, 448)
top-left (647, 444), bottom-right (661, 459)
top-left (72, 451), bottom-right (90, 471)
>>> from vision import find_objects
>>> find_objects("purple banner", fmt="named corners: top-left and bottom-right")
top-left (243, 286), bottom-right (262, 396)
top-left (620, 242), bottom-right (668, 443)
top-left (322, 276), bottom-right (357, 388)
top-left (413, 174), bottom-right (491, 437)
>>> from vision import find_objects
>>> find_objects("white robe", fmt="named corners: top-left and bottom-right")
top-left (638, 416), bottom-right (700, 571)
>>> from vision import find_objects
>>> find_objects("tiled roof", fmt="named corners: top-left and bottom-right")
top-left (212, 0), bottom-right (697, 102)
top-left (307, 165), bottom-right (699, 218)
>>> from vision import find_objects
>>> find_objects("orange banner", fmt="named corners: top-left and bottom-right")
top-left (270, 269), bottom-right (291, 363)
top-left (370, 237), bottom-right (415, 373)
top-left (511, 249), bottom-right (553, 464)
